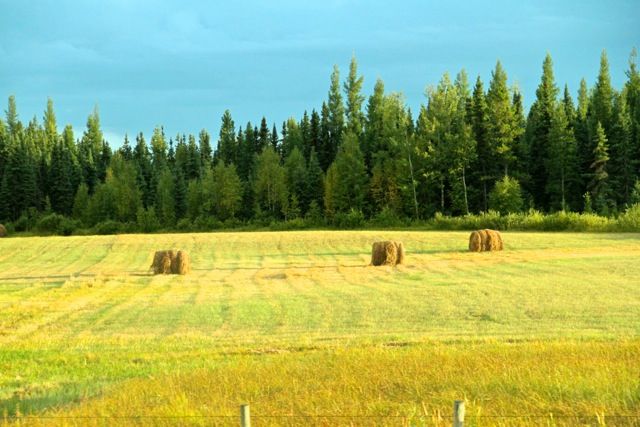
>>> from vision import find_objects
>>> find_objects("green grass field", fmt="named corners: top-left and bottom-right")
top-left (1, 231), bottom-right (639, 426)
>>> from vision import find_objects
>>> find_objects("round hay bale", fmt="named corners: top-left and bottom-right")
top-left (151, 250), bottom-right (166, 274)
top-left (151, 250), bottom-right (173, 275)
top-left (0, 224), bottom-right (6, 238)
top-left (469, 230), bottom-right (483, 252)
top-left (371, 241), bottom-right (403, 266)
top-left (175, 250), bottom-right (191, 275)
top-left (469, 229), bottom-right (503, 252)
top-left (152, 249), bottom-right (190, 275)
top-left (395, 242), bottom-right (405, 265)
top-left (371, 241), bottom-right (388, 266)
top-left (384, 241), bottom-right (398, 266)
top-left (166, 249), bottom-right (179, 274)
top-left (485, 229), bottom-right (504, 251)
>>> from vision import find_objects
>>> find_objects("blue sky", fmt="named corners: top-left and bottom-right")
top-left (1, 0), bottom-right (638, 147)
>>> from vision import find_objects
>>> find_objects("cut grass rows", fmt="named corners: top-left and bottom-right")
top-left (1, 231), bottom-right (639, 423)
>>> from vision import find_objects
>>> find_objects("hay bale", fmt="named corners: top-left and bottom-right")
top-left (175, 250), bottom-right (191, 275)
top-left (151, 250), bottom-right (172, 274)
top-left (151, 249), bottom-right (190, 275)
top-left (469, 229), bottom-right (503, 252)
top-left (469, 230), bottom-right (483, 252)
top-left (485, 229), bottom-right (504, 251)
top-left (0, 224), bottom-right (6, 238)
top-left (371, 241), bottom-right (404, 266)
top-left (371, 241), bottom-right (388, 266)
top-left (395, 242), bottom-right (405, 265)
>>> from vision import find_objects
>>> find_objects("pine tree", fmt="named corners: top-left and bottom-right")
top-left (306, 147), bottom-right (325, 211)
top-left (155, 167), bottom-right (176, 227)
top-left (546, 104), bottom-right (579, 211)
top-left (186, 134), bottom-right (201, 180)
top-left (330, 131), bottom-right (367, 213)
top-left (198, 129), bottom-right (212, 167)
top-left (133, 132), bottom-right (153, 207)
top-left (318, 102), bottom-right (332, 171)
top-left (284, 146), bottom-right (308, 214)
top-left (575, 78), bottom-right (592, 197)
top-left (5, 94), bottom-right (20, 136)
top-left (526, 53), bottom-right (560, 209)
top-left (469, 75), bottom-right (493, 212)
top-left (486, 60), bottom-right (523, 176)
top-left (327, 65), bottom-right (345, 160)
top-left (258, 117), bottom-right (270, 152)
top-left (300, 110), bottom-right (311, 159)
top-left (588, 121), bottom-right (612, 214)
top-left (281, 118), bottom-right (302, 159)
top-left (215, 110), bottom-right (236, 166)
top-left (49, 140), bottom-right (76, 216)
top-left (150, 126), bottom-right (168, 171)
top-left (236, 127), bottom-right (250, 182)
top-left (82, 105), bottom-right (103, 154)
top-left (590, 50), bottom-right (615, 137)
top-left (343, 55), bottom-right (365, 136)
top-left (42, 97), bottom-right (58, 161)
top-left (363, 77), bottom-right (385, 170)
top-left (609, 94), bottom-right (634, 206)
top-left (119, 134), bottom-right (133, 160)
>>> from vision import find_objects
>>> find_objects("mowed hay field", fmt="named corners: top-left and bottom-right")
top-left (1, 231), bottom-right (639, 426)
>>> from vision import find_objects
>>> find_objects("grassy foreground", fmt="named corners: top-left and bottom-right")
top-left (1, 231), bottom-right (639, 425)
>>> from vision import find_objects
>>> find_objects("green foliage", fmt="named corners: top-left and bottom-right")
top-left (369, 205), bottom-right (406, 228)
top-left (304, 199), bottom-right (324, 226)
top-left (488, 175), bottom-right (523, 214)
top-left (331, 207), bottom-right (365, 229)
top-left (136, 206), bottom-right (160, 233)
top-left (254, 146), bottom-right (288, 218)
top-left (328, 131), bottom-right (368, 213)
top-left (91, 220), bottom-right (122, 235)
top-left (34, 213), bottom-right (77, 236)
top-left (618, 203), bottom-right (640, 230)
top-left (2, 50), bottom-right (640, 230)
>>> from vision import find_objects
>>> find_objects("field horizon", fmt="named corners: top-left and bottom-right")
top-left (1, 230), bottom-right (639, 425)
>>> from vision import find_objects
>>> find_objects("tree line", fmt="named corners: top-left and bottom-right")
top-left (1, 49), bottom-right (639, 233)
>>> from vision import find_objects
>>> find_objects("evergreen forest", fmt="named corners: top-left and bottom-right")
top-left (1, 50), bottom-right (640, 234)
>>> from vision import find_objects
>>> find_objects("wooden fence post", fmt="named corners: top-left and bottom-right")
top-left (453, 400), bottom-right (465, 427)
top-left (241, 404), bottom-right (250, 427)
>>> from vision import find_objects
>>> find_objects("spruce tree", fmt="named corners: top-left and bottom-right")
top-left (327, 65), bottom-right (344, 160)
top-left (470, 75), bottom-right (493, 212)
top-left (363, 77), bottom-right (385, 170)
top-left (588, 122), bottom-right (612, 214)
top-left (42, 97), bottom-right (58, 161)
top-left (284, 146), bottom-right (308, 214)
top-left (198, 129), bottom-right (212, 167)
top-left (609, 94), bottom-right (634, 206)
top-left (546, 104), bottom-right (579, 211)
top-left (306, 147), bottom-right (325, 211)
top-left (215, 110), bottom-right (236, 166)
top-left (590, 50), bottom-right (615, 137)
top-left (343, 55), bottom-right (365, 136)
top-left (486, 60), bottom-right (523, 177)
top-left (330, 131), bottom-right (367, 213)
